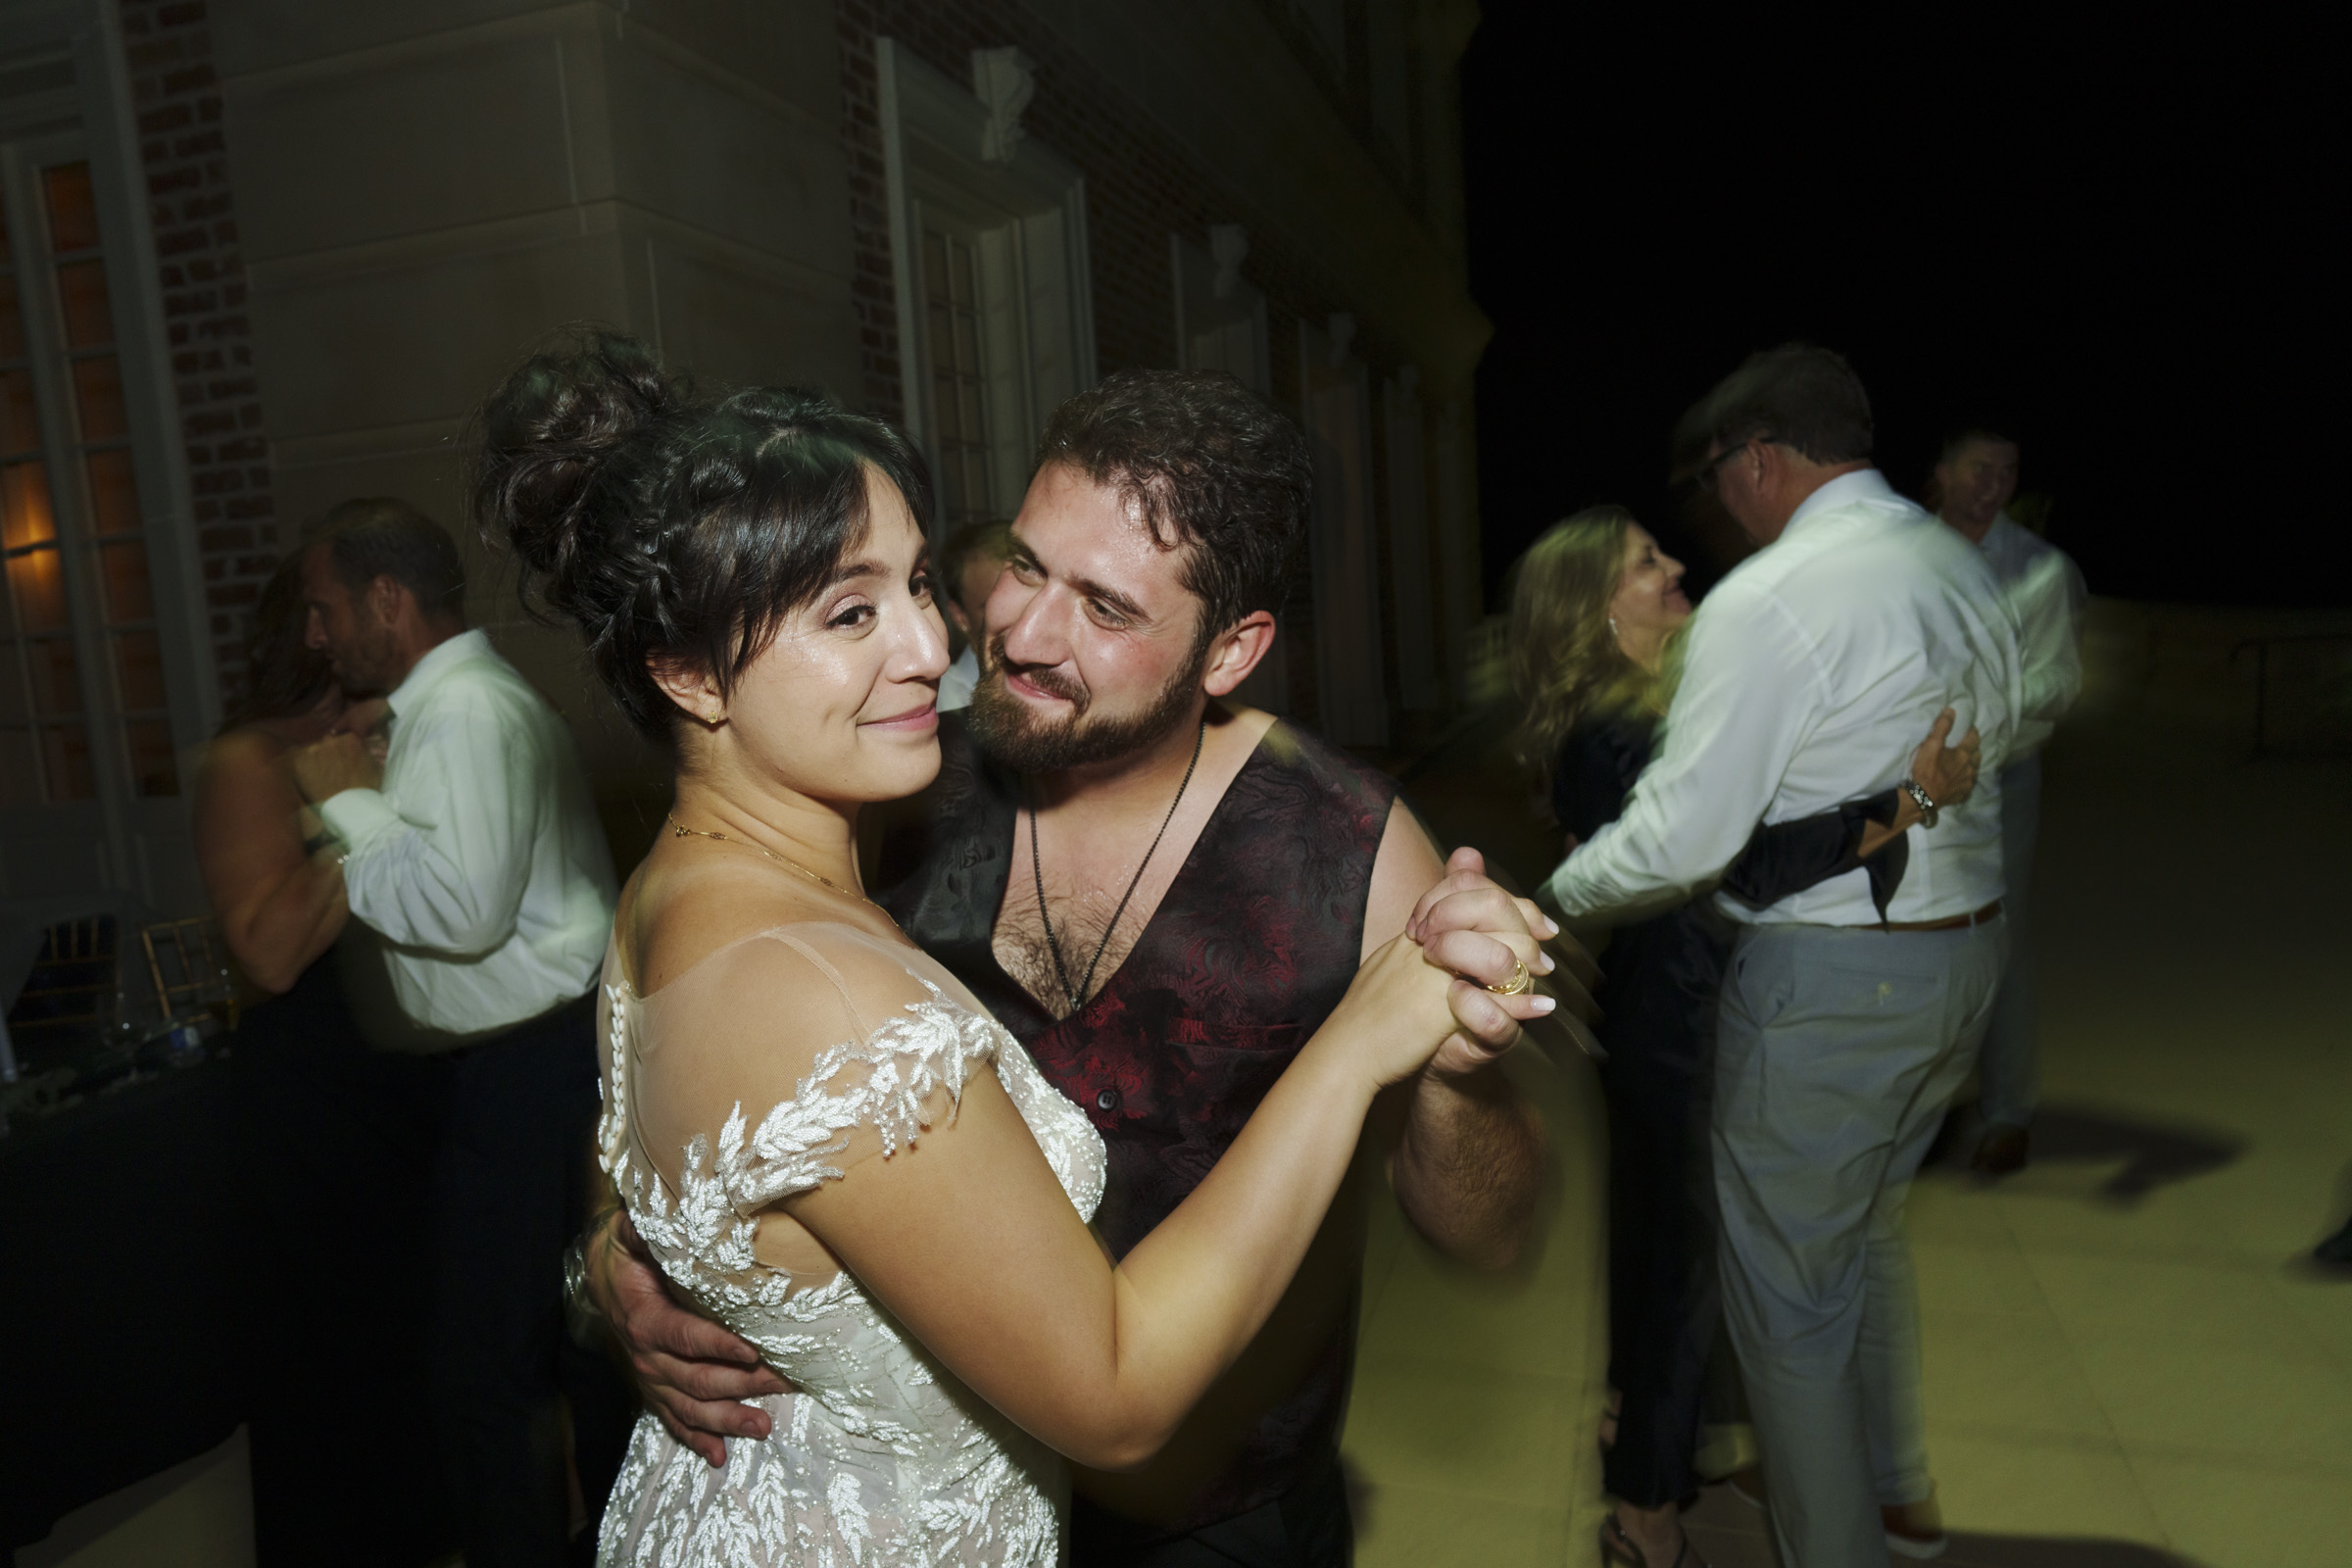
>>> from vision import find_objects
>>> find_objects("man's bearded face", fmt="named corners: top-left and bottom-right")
top-left (964, 626), bottom-right (1207, 772)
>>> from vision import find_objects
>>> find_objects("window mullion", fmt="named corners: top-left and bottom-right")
top-left (0, 142), bottom-right (133, 863)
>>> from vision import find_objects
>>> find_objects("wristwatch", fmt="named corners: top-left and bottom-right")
top-left (1899, 778), bottom-right (1939, 830)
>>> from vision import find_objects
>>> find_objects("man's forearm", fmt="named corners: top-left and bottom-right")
top-left (1390, 1064), bottom-right (1545, 1270)
top-left (1551, 597), bottom-right (1813, 919)
top-left (336, 816), bottom-right (529, 955)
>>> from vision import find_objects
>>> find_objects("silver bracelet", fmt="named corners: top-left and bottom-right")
top-left (1899, 778), bottom-right (1939, 830)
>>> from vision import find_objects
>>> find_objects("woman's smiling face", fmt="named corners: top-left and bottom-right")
top-left (1607, 523), bottom-right (1690, 651)
top-left (701, 466), bottom-right (952, 807)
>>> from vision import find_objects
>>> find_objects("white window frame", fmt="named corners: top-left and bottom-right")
top-left (875, 37), bottom-right (1097, 546)
top-left (1170, 227), bottom-right (1291, 712)
top-left (2, 1), bottom-right (213, 912)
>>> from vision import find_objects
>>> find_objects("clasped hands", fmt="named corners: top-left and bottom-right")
top-left (1406, 845), bottom-right (1600, 1078)
top-left (290, 698), bottom-right (392, 804)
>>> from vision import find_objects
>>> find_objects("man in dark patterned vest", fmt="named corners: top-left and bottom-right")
top-left (588, 370), bottom-right (1560, 1566)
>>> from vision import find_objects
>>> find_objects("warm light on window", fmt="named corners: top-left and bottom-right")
top-left (6, 544), bottom-right (67, 631)
top-left (0, 160), bottom-right (180, 806)
top-left (2, 459), bottom-right (55, 550)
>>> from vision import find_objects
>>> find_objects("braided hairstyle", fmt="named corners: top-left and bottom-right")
top-left (472, 326), bottom-right (932, 740)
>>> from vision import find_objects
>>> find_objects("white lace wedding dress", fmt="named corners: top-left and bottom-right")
top-left (594, 921), bottom-right (1106, 1567)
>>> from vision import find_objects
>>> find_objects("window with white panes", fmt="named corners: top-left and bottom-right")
top-left (1, 155), bottom-right (176, 808)
top-left (922, 225), bottom-right (995, 533)
top-left (876, 42), bottom-right (1098, 550)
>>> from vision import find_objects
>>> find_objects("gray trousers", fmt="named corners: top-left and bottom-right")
top-left (1714, 918), bottom-right (2008, 1568)
top-left (1978, 754), bottom-right (2043, 1129)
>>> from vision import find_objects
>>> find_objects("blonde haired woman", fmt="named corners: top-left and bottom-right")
top-left (1510, 508), bottom-right (1975, 1568)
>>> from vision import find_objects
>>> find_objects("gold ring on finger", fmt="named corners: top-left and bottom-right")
top-left (1485, 958), bottom-right (1532, 996)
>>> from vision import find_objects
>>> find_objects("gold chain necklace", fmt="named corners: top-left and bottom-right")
top-left (664, 815), bottom-right (873, 905)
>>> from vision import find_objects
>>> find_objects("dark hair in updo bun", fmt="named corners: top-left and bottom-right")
top-left (472, 325), bottom-right (932, 740)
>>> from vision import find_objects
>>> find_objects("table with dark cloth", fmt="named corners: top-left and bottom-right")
top-left (0, 1054), bottom-right (244, 1552)
top-left (2, 956), bottom-right (461, 1564)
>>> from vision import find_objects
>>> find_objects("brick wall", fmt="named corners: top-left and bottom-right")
top-left (118, 0), bottom-right (273, 708)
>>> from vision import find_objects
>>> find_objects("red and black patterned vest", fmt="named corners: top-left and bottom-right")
top-left (880, 711), bottom-right (1398, 1537)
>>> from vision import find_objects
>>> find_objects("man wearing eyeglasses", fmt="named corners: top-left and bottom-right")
top-left (1546, 345), bottom-right (2023, 1566)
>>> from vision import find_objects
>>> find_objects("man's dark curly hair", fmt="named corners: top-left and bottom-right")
top-left (1031, 369), bottom-right (1310, 647)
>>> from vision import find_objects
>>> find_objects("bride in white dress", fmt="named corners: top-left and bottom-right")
top-left (475, 331), bottom-right (1546, 1566)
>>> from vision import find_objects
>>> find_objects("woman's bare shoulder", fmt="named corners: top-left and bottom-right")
top-left (617, 865), bottom-right (982, 1194)
top-left (194, 726), bottom-right (298, 818)
top-left (204, 724), bottom-right (290, 775)
top-left (619, 847), bottom-right (911, 999)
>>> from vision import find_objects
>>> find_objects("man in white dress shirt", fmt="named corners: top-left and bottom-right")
top-left (1545, 347), bottom-right (2022, 1565)
top-left (937, 517), bottom-right (1014, 711)
top-left (290, 498), bottom-right (626, 1568)
top-left (1935, 428), bottom-right (2085, 1175)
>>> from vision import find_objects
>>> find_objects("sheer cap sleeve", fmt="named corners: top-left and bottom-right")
top-left (610, 923), bottom-right (1005, 1225)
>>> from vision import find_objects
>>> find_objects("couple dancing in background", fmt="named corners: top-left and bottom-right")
top-left (1512, 506), bottom-right (1977, 1568)
top-left (1525, 345), bottom-right (2025, 1568)
top-left (469, 331), bottom-right (1571, 1567)
top-left (201, 504), bottom-right (639, 1568)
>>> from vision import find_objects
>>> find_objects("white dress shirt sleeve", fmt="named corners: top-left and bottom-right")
top-left (2013, 548), bottom-right (2086, 724)
top-left (1546, 586), bottom-right (1820, 917)
top-left (318, 689), bottom-right (538, 958)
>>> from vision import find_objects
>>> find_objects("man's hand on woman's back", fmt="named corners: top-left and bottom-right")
top-left (587, 1207), bottom-right (791, 1467)
top-left (1909, 707), bottom-right (1982, 809)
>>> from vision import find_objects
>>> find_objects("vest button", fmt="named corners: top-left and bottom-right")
top-left (1095, 1088), bottom-right (1120, 1113)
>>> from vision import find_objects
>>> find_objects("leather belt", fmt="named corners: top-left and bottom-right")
top-left (1868, 899), bottom-right (2003, 933)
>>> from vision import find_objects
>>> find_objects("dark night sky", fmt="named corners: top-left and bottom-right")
top-left (1458, 12), bottom-right (2331, 610)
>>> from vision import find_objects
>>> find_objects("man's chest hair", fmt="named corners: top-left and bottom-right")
top-left (992, 883), bottom-right (1154, 1017)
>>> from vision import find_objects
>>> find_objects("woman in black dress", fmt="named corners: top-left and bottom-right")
top-left (195, 557), bottom-right (452, 1565)
top-left (1510, 508), bottom-right (1975, 1568)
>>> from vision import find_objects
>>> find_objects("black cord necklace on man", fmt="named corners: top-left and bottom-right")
top-left (1028, 718), bottom-right (1207, 1015)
